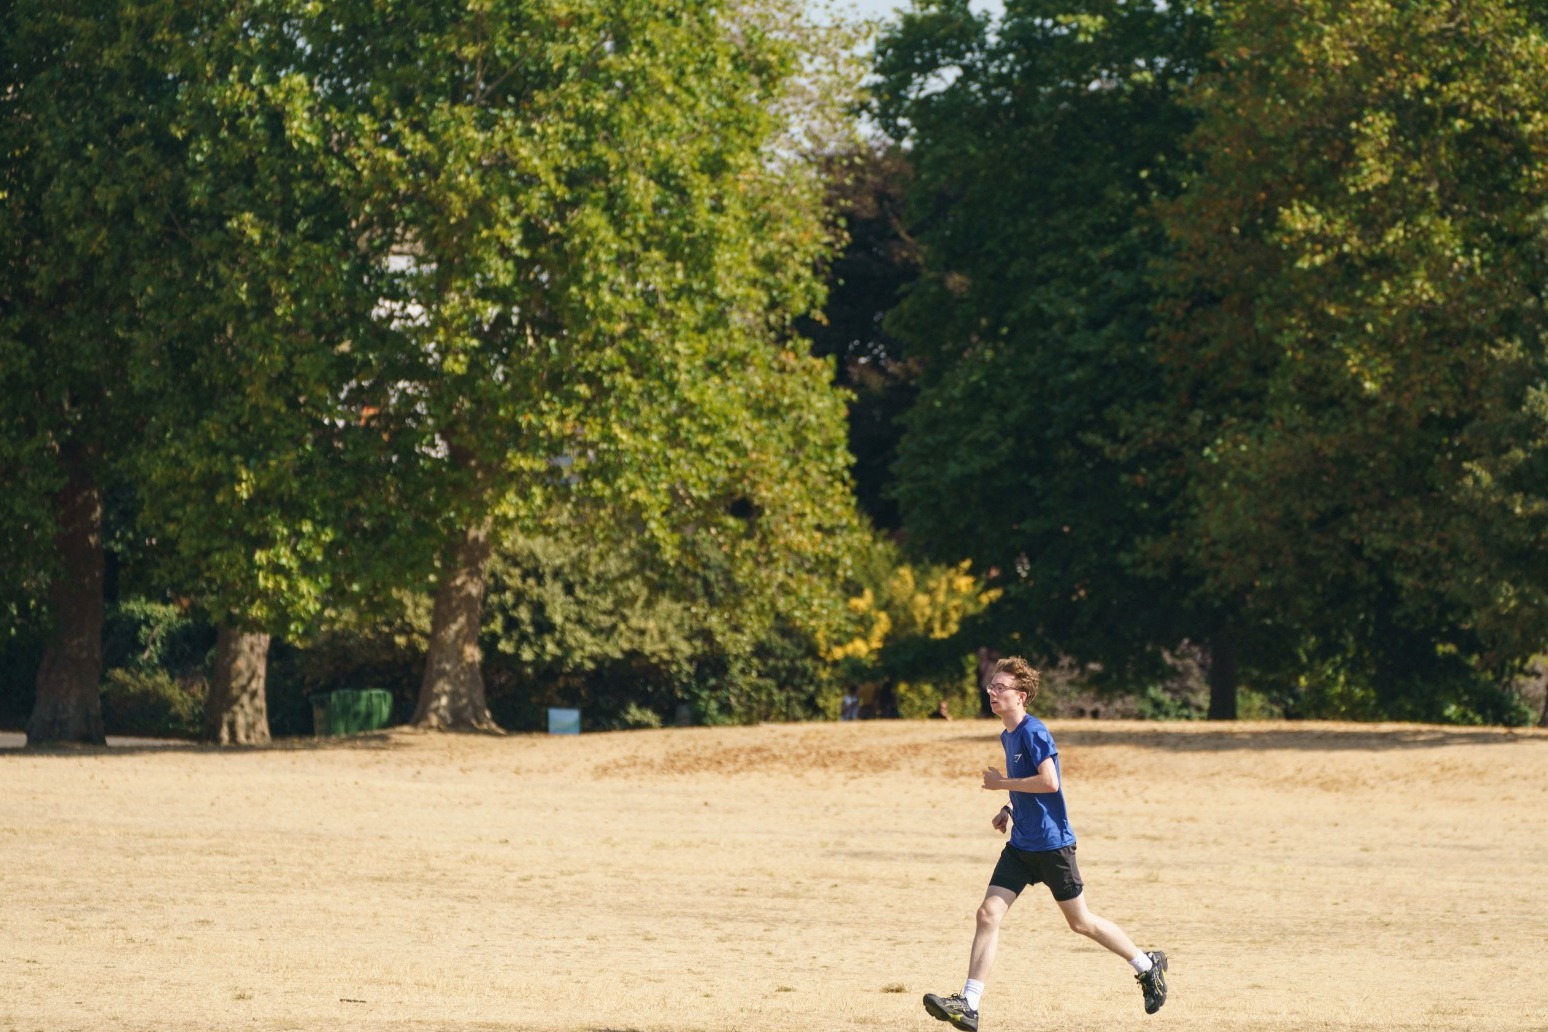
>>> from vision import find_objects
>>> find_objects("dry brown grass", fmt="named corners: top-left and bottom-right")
top-left (3, 719), bottom-right (1545, 1032)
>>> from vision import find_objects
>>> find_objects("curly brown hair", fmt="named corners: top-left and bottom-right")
top-left (992, 656), bottom-right (1041, 703)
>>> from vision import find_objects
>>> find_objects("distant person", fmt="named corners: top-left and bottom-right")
top-left (840, 688), bottom-right (860, 721)
top-left (876, 681), bottom-right (899, 719)
top-left (922, 657), bottom-right (1168, 1031)
top-left (930, 699), bottom-right (952, 720)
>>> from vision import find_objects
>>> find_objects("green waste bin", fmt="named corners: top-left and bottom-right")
top-left (311, 689), bottom-right (394, 736)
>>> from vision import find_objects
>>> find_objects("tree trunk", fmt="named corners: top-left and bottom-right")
top-left (1207, 630), bottom-right (1238, 721)
top-left (26, 447), bottom-right (106, 746)
top-left (1531, 658), bottom-right (1548, 729)
top-left (204, 626), bottom-right (272, 745)
top-left (413, 518), bottom-right (500, 731)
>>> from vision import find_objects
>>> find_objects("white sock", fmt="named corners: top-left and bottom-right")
top-left (1129, 952), bottom-right (1154, 975)
top-left (963, 979), bottom-right (984, 1011)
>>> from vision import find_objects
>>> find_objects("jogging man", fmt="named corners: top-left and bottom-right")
top-left (923, 657), bottom-right (1168, 1031)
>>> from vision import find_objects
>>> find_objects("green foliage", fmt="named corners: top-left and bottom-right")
top-left (94, 600), bottom-right (213, 737)
top-left (678, 619), bottom-right (835, 726)
top-left (482, 511), bottom-right (854, 729)
top-left (612, 702), bottom-right (664, 731)
top-left (0, 0), bottom-right (182, 642)
top-left (102, 600), bottom-right (215, 676)
top-left (870, 0), bottom-right (1215, 687)
top-left (13, 0), bottom-right (1546, 732)
top-left (2, 0), bottom-right (413, 661)
top-left (1294, 665), bottom-right (1382, 723)
top-left (0, 436), bottom-right (57, 641)
top-left (5, 0), bottom-right (870, 737)
top-left (1151, 0), bottom-right (1548, 710)
top-left (122, 0), bottom-right (426, 637)
top-left (822, 537), bottom-right (996, 716)
top-left (99, 668), bottom-right (205, 738)
top-left (892, 653), bottom-right (979, 720)
top-left (1265, 636), bottom-right (1534, 726)
top-left (272, 0), bottom-right (870, 728)
top-left (251, 499), bottom-right (863, 733)
top-left (2, 599), bottom-right (215, 735)
top-left (1133, 683), bottom-right (1205, 722)
top-left (798, 143), bottom-right (921, 531)
top-left (487, 530), bottom-right (694, 673)
top-left (295, 0), bottom-right (865, 559)
top-left (481, 522), bottom-right (694, 728)
top-left (864, 0), bottom-right (1548, 723)
top-left (1234, 688), bottom-right (1282, 722)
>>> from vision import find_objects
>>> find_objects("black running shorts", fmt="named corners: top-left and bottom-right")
top-left (989, 843), bottom-right (1084, 902)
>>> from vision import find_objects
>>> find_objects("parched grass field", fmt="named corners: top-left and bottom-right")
top-left (3, 719), bottom-right (1545, 1032)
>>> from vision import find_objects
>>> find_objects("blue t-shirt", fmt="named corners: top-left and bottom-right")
top-left (1002, 714), bottom-right (1076, 852)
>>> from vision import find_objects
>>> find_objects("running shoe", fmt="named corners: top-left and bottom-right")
top-left (923, 992), bottom-right (979, 1032)
top-left (1136, 950), bottom-right (1168, 1014)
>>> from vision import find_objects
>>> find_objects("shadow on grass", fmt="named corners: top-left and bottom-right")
top-left (6, 721), bottom-right (1543, 757)
top-left (0, 726), bottom-right (488, 756)
top-left (947, 722), bottom-right (1544, 752)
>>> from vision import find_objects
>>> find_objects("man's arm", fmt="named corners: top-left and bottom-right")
top-left (982, 757), bottom-right (1059, 794)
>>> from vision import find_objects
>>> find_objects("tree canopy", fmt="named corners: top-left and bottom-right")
top-left (0, 0), bottom-right (209, 741)
top-left (9, 0), bottom-right (1548, 735)
top-left (871, 0), bottom-right (1214, 688)
top-left (1150, 0), bottom-right (1548, 720)
top-left (292, 0), bottom-right (864, 728)
top-left (2, 0), bottom-right (872, 740)
top-left (866, 0), bottom-right (1548, 722)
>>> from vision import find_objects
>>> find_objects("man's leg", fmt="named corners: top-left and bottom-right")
top-left (967, 887), bottom-right (1017, 982)
top-left (924, 887), bottom-right (1018, 1032)
top-left (1056, 893), bottom-right (1169, 1015)
top-left (1054, 892), bottom-right (1140, 959)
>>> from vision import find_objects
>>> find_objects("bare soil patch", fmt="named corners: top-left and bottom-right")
top-left (3, 719), bottom-right (1544, 1032)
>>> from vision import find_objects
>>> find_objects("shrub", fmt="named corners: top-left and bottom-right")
top-left (826, 540), bottom-right (1000, 718)
top-left (102, 599), bottom-right (214, 675)
top-left (0, 627), bottom-right (44, 727)
top-left (612, 702), bottom-right (663, 730)
top-left (894, 653), bottom-right (980, 719)
top-left (100, 668), bottom-right (205, 738)
top-left (94, 600), bottom-right (214, 737)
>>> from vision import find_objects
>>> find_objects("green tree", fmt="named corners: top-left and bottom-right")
top-left (123, 1), bottom-right (425, 744)
top-left (5, 0), bottom-right (868, 742)
top-left (1152, 0), bottom-right (1548, 722)
top-left (0, 0), bottom-right (198, 744)
top-left (484, 490), bottom-right (864, 729)
top-left (1, 0), bottom-right (416, 745)
top-left (305, 0), bottom-right (864, 730)
top-left (799, 143), bottom-right (920, 531)
top-left (870, 0), bottom-right (1215, 693)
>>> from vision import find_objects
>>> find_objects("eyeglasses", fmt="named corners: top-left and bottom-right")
top-left (986, 683), bottom-right (1024, 695)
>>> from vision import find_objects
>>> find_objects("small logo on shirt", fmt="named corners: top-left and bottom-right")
top-left (1013, 753), bottom-right (1024, 762)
